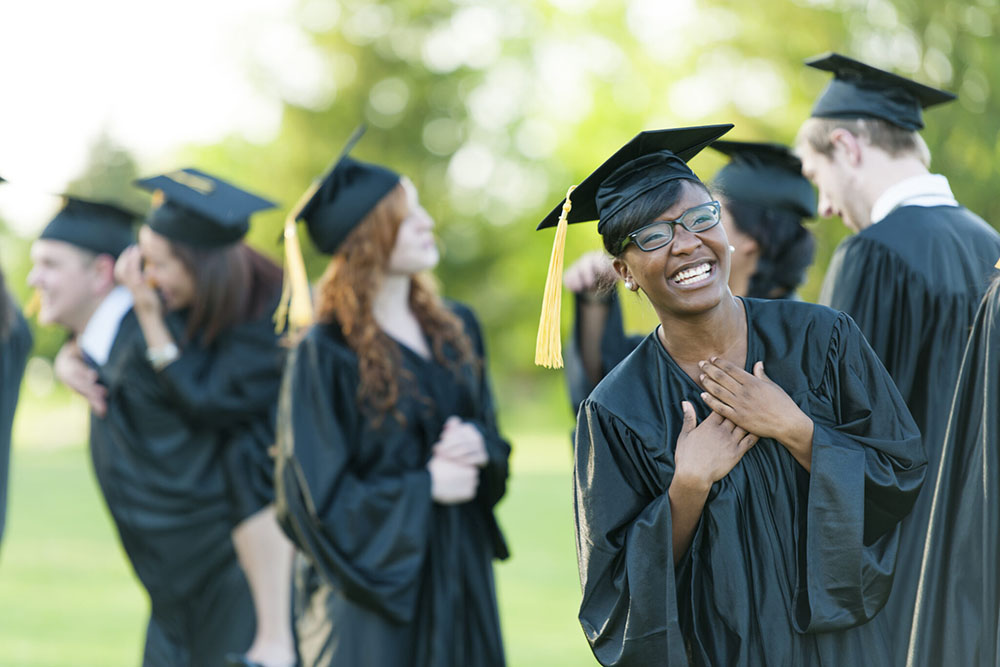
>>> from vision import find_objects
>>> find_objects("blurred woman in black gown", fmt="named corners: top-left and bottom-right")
top-left (275, 144), bottom-right (509, 667)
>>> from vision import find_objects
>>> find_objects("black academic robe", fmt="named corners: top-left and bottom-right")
top-left (276, 302), bottom-right (509, 667)
top-left (0, 305), bottom-right (32, 546)
top-left (93, 306), bottom-right (284, 666)
top-left (819, 204), bottom-right (1000, 660)
top-left (907, 276), bottom-right (1000, 666)
top-left (575, 298), bottom-right (925, 666)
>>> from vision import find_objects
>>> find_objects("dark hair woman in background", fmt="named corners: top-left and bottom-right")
top-left (61, 169), bottom-right (295, 667)
top-left (275, 141), bottom-right (510, 667)
top-left (536, 125), bottom-right (924, 665)
top-left (562, 140), bottom-right (815, 413)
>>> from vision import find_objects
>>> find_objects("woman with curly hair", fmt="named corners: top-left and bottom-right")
top-left (275, 139), bottom-right (510, 667)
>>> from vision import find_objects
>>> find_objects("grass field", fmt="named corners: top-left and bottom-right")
top-left (0, 391), bottom-right (597, 666)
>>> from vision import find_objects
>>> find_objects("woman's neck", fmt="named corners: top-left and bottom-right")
top-left (373, 274), bottom-right (430, 357)
top-left (373, 274), bottom-right (411, 323)
top-left (657, 295), bottom-right (746, 367)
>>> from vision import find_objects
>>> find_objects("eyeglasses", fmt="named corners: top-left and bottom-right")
top-left (619, 201), bottom-right (722, 253)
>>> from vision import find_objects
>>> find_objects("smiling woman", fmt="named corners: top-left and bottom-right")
top-left (534, 125), bottom-right (927, 666)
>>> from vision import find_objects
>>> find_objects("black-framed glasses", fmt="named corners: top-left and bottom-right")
top-left (619, 201), bottom-right (722, 253)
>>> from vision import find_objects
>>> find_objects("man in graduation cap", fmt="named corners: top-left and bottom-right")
top-left (0, 175), bottom-right (32, 549)
top-left (795, 52), bottom-right (1000, 663)
top-left (536, 125), bottom-right (922, 666)
top-left (34, 179), bottom-right (281, 666)
top-left (30, 197), bottom-right (137, 413)
top-left (561, 139), bottom-right (817, 415)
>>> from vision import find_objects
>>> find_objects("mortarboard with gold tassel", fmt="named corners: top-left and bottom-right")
top-left (533, 124), bottom-right (733, 368)
top-left (274, 125), bottom-right (402, 335)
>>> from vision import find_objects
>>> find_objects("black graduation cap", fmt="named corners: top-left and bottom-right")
top-left (533, 124), bottom-right (732, 369)
top-left (806, 52), bottom-right (956, 131)
top-left (39, 196), bottom-right (138, 258)
top-left (536, 124), bottom-right (733, 233)
top-left (295, 126), bottom-right (401, 254)
top-left (134, 168), bottom-right (277, 248)
top-left (710, 140), bottom-right (816, 219)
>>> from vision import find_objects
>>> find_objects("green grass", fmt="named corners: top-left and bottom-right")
top-left (0, 393), bottom-right (597, 666)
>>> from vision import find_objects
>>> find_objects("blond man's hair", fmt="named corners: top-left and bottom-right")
top-left (798, 117), bottom-right (931, 167)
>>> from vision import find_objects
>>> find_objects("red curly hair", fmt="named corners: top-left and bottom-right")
top-left (314, 181), bottom-right (477, 422)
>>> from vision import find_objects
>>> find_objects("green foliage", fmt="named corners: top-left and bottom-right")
top-left (3, 0), bottom-right (998, 419)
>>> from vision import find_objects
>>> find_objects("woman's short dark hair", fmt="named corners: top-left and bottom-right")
top-left (725, 198), bottom-right (815, 298)
top-left (602, 179), bottom-right (710, 257)
top-left (166, 241), bottom-right (283, 345)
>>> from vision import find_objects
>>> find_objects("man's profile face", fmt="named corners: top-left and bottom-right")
top-left (796, 136), bottom-right (865, 233)
top-left (27, 240), bottom-right (105, 329)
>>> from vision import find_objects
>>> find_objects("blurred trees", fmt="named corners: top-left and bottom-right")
top-left (4, 0), bottom-right (998, 428)
top-left (202, 0), bottom-right (996, 428)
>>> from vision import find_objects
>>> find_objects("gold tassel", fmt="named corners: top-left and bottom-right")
top-left (274, 181), bottom-right (322, 335)
top-left (23, 290), bottom-right (41, 319)
top-left (534, 185), bottom-right (576, 368)
top-left (995, 256), bottom-right (999, 270)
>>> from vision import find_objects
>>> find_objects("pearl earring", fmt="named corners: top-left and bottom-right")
top-left (728, 244), bottom-right (736, 253)
top-left (625, 280), bottom-right (635, 291)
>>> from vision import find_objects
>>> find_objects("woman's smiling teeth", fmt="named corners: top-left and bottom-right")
top-left (672, 262), bottom-right (713, 286)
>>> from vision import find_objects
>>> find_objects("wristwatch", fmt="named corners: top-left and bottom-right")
top-left (146, 342), bottom-right (179, 371)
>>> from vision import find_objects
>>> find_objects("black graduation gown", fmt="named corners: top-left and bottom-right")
top-left (0, 305), bottom-right (32, 546)
top-left (819, 204), bottom-right (1000, 660)
top-left (93, 307), bottom-right (284, 666)
top-left (275, 302), bottom-right (509, 667)
top-left (907, 276), bottom-right (1000, 666)
top-left (575, 298), bottom-right (925, 666)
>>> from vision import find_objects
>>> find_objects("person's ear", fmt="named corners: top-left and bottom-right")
top-left (829, 128), bottom-right (863, 166)
top-left (91, 253), bottom-right (117, 293)
top-left (612, 257), bottom-right (638, 291)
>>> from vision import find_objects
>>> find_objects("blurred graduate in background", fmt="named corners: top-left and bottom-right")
top-left (795, 53), bottom-right (1000, 662)
top-left (275, 130), bottom-right (510, 667)
top-left (0, 176), bottom-right (32, 550)
top-left (47, 170), bottom-right (294, 667)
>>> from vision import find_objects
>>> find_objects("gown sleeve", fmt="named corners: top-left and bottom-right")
top-left (574, 401), bottom-right (689, 666)
top-left (566, 291), bottom-right (645, 415)
top-left (153, 318), bottom-right (285, 428)
top-left (454, 306), bottom-right (510, 515)
top-left (275, 333), bottom-right (434, 624)
top-left (797, 311), bottom-right (926, 632)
